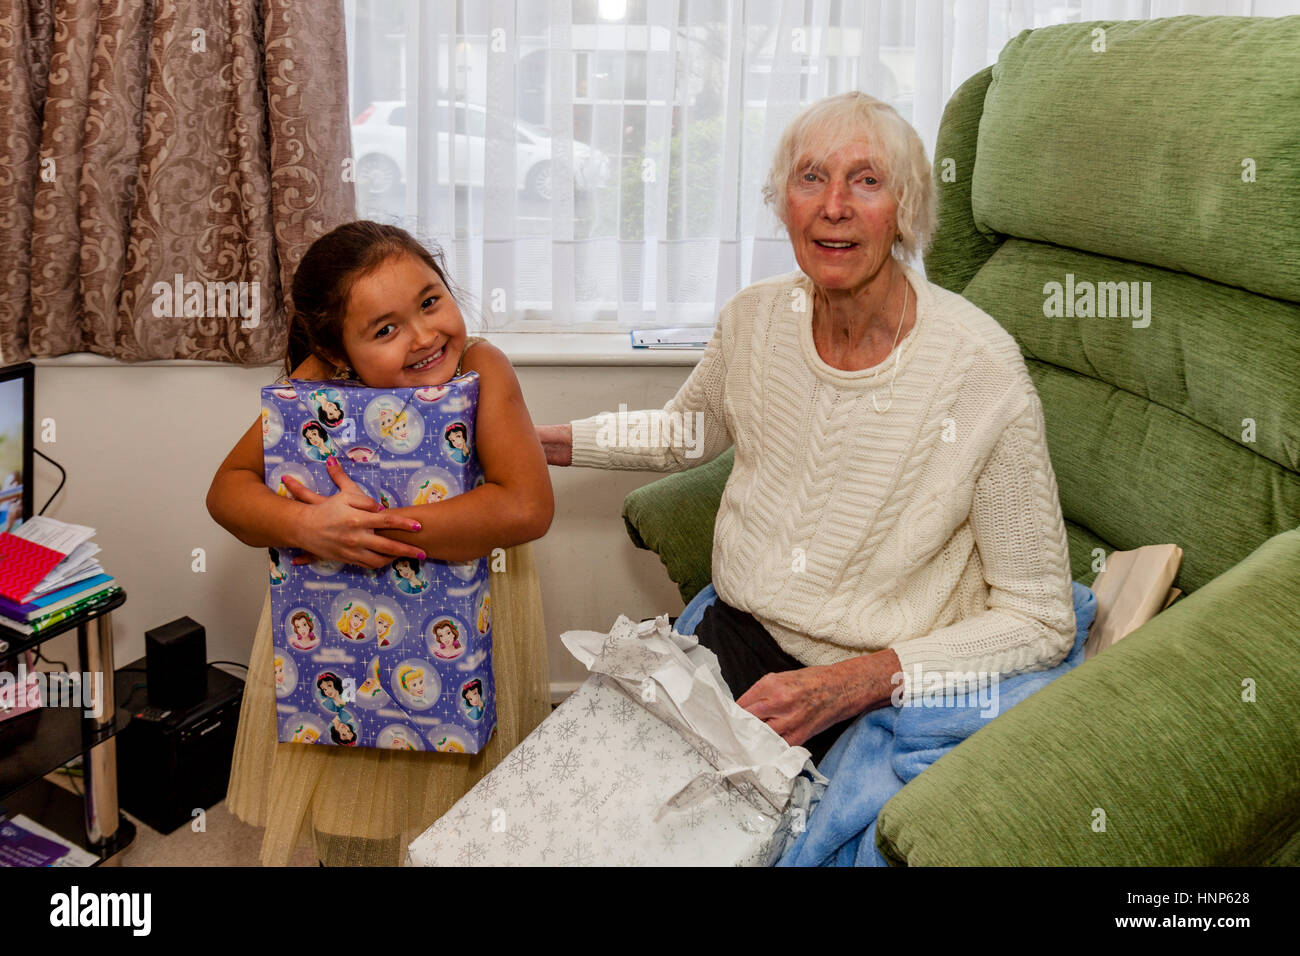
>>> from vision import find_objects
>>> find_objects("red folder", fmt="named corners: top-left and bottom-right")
top-left (0, 532), bottom-right (66, 604)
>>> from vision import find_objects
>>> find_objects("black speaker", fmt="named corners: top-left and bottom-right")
top-left (116, 657), bottom-right (243, 835)
top-left (145, 616), bottom-right (207, 709)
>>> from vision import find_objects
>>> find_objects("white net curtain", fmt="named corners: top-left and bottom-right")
top-left (343, 0), bottom-right (1290, 332)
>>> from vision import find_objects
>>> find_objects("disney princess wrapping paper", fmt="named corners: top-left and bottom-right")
top-left (261, 373), bottom-right (496, 753)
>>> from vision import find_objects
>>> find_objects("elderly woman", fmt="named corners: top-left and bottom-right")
top-left (536, 91), bottom-right (1075, 765)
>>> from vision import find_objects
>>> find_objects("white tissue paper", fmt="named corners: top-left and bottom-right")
top-left (405, 613), bottom-right (818, 866)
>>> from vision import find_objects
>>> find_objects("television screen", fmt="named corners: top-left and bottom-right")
top-left (0, 362), bottom-right (34, 533)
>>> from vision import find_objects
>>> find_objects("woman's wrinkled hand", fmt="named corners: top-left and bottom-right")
top-left (736, 665), bottom-right (855, 747)
top-left (280, 456), bottom-right (426, 570)
top-left (535, 424), bottom-right (573, 466)
top-left (737, 650), bottom-right (901, 748)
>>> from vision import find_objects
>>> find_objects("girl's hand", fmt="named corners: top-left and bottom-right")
top-left (535, 424), bottom-right (573, 466)
top-left (280, 456), bottom-right (426, 569)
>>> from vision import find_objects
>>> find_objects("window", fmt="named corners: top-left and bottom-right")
top-left (344, 0), bottom-right (1103, 332)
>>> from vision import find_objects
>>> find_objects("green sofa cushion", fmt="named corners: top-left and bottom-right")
top-left (875, 526), bottom-right (1300, 866)
top-left (963, 240), bottom-right (1300, 476)
top-left (960, 239), bottom-right (1300, 594)
top-left (622, 447), bottom-right (733, 604)
top-left (972, 16), bottom-right (1300, 303)
top-left (925, 65), bottom-right (1002, 294)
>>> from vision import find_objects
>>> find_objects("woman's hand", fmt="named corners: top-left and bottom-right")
top-left (736, 665), bottom-right (854, 747)
top-left (736, 649), bottom-right (901, 747)
top-left (535, 424), bottom-right (573, 466)
top-left (280, 456), bottom-right (427, 569)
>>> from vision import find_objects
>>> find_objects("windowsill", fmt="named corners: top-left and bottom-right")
top-left (27, 332), bottom-right (707, 370)
top-left (477, 331), bottom-right (704, 366)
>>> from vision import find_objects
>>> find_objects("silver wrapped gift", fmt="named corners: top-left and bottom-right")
top-left (406, 613), bottom-right (822, 866)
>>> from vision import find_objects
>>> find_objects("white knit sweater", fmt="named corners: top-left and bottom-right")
top-left (569, 263), bottom-right (1076, 699)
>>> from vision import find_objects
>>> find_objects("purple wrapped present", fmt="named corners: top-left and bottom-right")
top-left (260, 373), bottom-right (495, 753)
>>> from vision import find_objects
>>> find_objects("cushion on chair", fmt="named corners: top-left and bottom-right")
top-left (922, 65), bottom-right (1002, 295)
top-left (928, 15), bottom-right (1300, 599)
top-left (962, 239), bottom-right (1300, 593)
top-left (971, 16), bottom-right (1300, 302)
top-left (875, 525), bottom-right (1300, 866)
top-left (622, 447), bottom-right (734, 604)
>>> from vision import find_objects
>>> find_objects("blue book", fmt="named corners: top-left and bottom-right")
top-left (0, 573), bottom-right (116, 622)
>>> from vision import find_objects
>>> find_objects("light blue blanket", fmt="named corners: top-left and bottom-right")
top-left (675, 580), bottom-right (1098, 867)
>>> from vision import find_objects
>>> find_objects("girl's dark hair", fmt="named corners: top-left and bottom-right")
top-left (284, 220), bottom-right (460, 380)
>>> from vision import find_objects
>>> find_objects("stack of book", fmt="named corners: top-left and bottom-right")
top-left (0, 516), bottom-right (120, 636)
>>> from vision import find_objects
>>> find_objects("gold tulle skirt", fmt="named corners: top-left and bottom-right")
top-left (225, 542), bottom-right (552, 866)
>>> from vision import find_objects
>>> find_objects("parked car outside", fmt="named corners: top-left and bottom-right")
top-left (352, 100), bottom-right (610, 201)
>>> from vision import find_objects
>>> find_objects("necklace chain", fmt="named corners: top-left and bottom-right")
top-left (872, 280), bottom-right (909, 413)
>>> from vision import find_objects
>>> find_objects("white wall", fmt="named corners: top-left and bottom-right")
top-left (27, 352), bottom-right (696, 695)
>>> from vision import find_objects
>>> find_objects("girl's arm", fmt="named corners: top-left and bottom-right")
top-left (373, 342), bottom-right (554, 562)
top-left (206, 414), bottom-right (314, 550)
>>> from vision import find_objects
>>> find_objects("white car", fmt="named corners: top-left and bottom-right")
top-left (352, 101), bottom-right (610, 201)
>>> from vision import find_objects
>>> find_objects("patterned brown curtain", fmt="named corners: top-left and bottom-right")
top-left (0, 0), bottom-right (356, 364)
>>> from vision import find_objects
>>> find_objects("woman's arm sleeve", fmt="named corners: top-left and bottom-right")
top-left (568, 306), bottom-right (733, 472)
top-left (889, 388), bottom-right (1077, 701)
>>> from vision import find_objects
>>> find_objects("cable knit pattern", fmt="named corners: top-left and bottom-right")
top-left (569, 264), bottom-right (1076, 699)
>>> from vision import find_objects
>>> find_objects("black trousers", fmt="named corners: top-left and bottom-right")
top-left (692, 597), bottom-right (857, 767)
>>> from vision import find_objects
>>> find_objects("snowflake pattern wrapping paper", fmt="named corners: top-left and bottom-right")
top-left (261, 374), bottom-right (495, 753)
top-left (406, 615), bottom-right (814, 865)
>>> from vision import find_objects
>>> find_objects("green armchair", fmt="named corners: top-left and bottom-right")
top-left (620, 15), bottom-right (1300, 865)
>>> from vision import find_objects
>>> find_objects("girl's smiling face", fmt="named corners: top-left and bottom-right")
top-left (338, 253), bottom-right (467, 389)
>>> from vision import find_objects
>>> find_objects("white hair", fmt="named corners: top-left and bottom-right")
top-left (762, 92), bottom-right (937, 260)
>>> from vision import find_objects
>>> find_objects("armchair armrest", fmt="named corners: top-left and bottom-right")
top-left (621, 447), bottom-right (734, 605)
top-left (875, 526), bottom-right (1300, 865)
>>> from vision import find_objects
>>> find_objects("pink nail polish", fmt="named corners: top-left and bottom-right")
top-left (411, 522), bottom-right (422, 532)
top-left (417, 551), bottom-right (427, 560)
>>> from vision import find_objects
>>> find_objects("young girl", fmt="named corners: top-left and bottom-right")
top-left (208, 220), bottom-right (554, 867)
